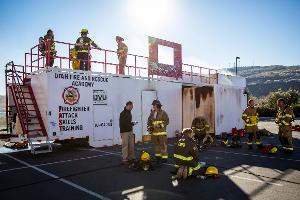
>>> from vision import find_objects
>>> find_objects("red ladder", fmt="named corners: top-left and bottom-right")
top-left (5, 62), bottom-right (47, 138)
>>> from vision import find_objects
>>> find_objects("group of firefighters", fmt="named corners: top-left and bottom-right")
top-left (39, 29), bottom-right (128, 74)
top-left (119, 97), bottom-right (295, 180)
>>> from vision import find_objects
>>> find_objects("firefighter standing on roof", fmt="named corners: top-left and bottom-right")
top-left (43, 29), bottom-right (56, 67)
top-left (191, 116), bottom-right (212, 148)
top-left (116, 36), bottom-right (128, 75)
top-left (275, 98), bottom-right (295, 153)
top-left (147, 100), bottom-right (169, 164)
top-left (75, 28), bottom-right (101, 71)
top-left (173, 128), bottom-right (201, 178)
top-left (242, 99), bottom-right (262, 149)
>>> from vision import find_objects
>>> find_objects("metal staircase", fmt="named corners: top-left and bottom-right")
top-left (5, 62), bottom-right (52, 154)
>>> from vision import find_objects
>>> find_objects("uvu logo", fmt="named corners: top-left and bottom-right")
top-left (93, 90), bottom-right (107, 105)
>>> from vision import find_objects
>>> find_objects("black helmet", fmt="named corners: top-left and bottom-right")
top-left (152, 99), bottom-right (162, 106)
top-left (116, 36), bottom-right (124, 41)
top-left (47, 29), bottom-right (53, 34)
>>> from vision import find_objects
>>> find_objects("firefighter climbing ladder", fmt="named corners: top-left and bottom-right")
top-left (5, 62), bottom-right (52, 154)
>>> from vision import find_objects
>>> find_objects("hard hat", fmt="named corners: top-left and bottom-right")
top-left (152, 99), bottom-right (162, 106)
top-left (116, 36), bottom-right (124, 41)
top-left (80, 28), bottom-right (89, 34)
top-left (269, 146), bottom-right (278, 154)
top-left (47, 29), bottom-right (53, 34)
top-left (140, 151), bottom-right (150, 161)
top-left (205, 166), bottom-right (219, 175)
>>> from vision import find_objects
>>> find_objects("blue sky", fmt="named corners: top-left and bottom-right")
top-left (0, 0), bottom-right (299, 95)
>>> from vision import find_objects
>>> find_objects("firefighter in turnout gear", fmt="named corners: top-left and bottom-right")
top-left (174, 128), bottom-right (201, 179)
top-left (75, 28), bottom-right (101, 71)
top-left (242, 99), bottom-right (261, 149)
top-left (116, 36), bottom-right (128, 75)
top-left (191, 117), bottom-right (212, 148)
top-left (147, 100), bottom-right (169, 164)
top-left (40, 29), bottom-right (56, 67)
top-left (275, 98), bottom-right (295, 153)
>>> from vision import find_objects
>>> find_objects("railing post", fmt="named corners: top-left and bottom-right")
top-left (200, 67), bottom-right (202, 83)
top-left (104, 50), bottom-right (107, 73)
top-left (191, 65), bottom-right (193, 81)
top-left (68, 44), bottom-right (71, 69)
top-left (134, 56), bottom-right (137, 77)
top-left (30, 48), bottom-right (33, 73)
top-left (209, 69), bottom-right (211, 84)
top-left (5, 64), bottom-right (8, 132)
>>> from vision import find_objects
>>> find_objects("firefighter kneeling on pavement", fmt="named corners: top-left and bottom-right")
top-left (191, 116), bottom-right (212, 148)
top-left (242, 99), bottom-right (262, 149)
top-left (174, 128), bottom-right (201, 179)
top-left (275, 98), bottom-right (295, 153)
top-left (147, 100), bottom-right (169, 164)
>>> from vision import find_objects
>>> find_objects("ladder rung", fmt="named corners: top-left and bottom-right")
top-left (28, 129), bottom-right (43, 132)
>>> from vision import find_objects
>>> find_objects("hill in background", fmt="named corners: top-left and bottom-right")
top-left (223, 65), bottom-right (300, 97)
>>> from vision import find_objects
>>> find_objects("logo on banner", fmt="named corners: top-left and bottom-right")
top-left (62, 86), bottom-right (80, 105)
top-left (93, 90), bottom-right (107, 105)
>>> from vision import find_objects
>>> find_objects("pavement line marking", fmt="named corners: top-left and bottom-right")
top-left (206, 149), bottom-right (300, 162)
top-left (1, 153), bottom-right (110, 200)
top-left (83, 148), bottom-right (283, 186)
top-left (221, 174), bottom-right (283, 186)
top-left (0, 153), bottom-right (111, 174)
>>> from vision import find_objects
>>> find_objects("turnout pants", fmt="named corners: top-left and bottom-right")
top-left (77, 52), bottom-right (90, 71)
top-left (152, 135), bottom-right (168, 159)
top-left (121, 131), bottom-right (135, 161)
top-left (118, 56), bottom-right (127, 75)
top-left (278, 126), bottom-right (293, 151)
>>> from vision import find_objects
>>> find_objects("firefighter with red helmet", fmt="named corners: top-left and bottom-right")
top-left (75, 28), bottom-right (101, 71)
top-left (242, 99), bottom-right (262, 149)
top-left (116, 36), bottom-right (128, 75)
top-left (147, 100), bottom-right (169, 164)
top-left (275, 98), bottom-right (295, 153)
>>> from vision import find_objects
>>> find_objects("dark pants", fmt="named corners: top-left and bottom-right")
top-left (118, 56), bottom-right (127, 75)
top-left (77, 52), bottom-right (90, 71)
top-left (46, 52), bottom-right (55, 67)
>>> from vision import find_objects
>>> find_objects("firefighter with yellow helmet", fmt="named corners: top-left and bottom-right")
top-left (147, 100), bottom-right (169, 164)
top-left (75, 28), bottom-right (101, 71)
top-left (275, 98), bottom-right (295, 153)
top-left (242, 99), bottom-right (262, 149)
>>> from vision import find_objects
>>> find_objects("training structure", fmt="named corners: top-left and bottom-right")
top-left (5, 36), bottom-right (247, 152)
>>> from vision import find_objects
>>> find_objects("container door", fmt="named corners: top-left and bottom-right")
top-left (141, 91), bottom-right (157, 135)
top-left (92, 105), bottom-right (113, 145)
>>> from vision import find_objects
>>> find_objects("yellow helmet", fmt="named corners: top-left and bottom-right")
top-left (140, 151), bottom-right (150, 161)
top-left (80, 28), bottom-right (88, 34)
top-left (269, 147), bottom-right (278, 154)
top-left (205, 166), bottom-right (219, 175)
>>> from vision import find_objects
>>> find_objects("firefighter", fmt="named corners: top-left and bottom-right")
top-left (75, 28), bottom-right (101, 71)
top-left (275, 98), bottom-right (295, 153)
top-left (116, 36), bottom-right (128, 75)
top-left (173, 128), bottom-right (201, 179)
top-left (147, 100), bottom-right (169, 164)
top-left (191, 116), bottom-right (212, 148)
top-left (42, 29), bottom-right (56, 67)
top-left (242, 99), bottom-right (261, 149)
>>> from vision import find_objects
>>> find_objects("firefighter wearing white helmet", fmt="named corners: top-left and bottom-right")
top-left (75, 28), bottom-right (101, 71)
top-left (242, 99), bottom-right (262, 149)
top-left (147, 100), bottom-right (169, 164)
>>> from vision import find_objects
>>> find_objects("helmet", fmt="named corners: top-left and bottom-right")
top-left (205, 166), bottom-right (219, 176)
top-left (80, 28), bottom-right (89, 34)
top-left (140, 151), bottom-right (150, 161)
top-left (116, 36), bottom-right (124, 41)
top-left (152, 99), bottom-right (162, 106)
top-left (269, 146), bottom-right (278, 154)
top-left (182, 128), bottom-right (194, 137)
top-left (47, 29), bottom-right (53, 34)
